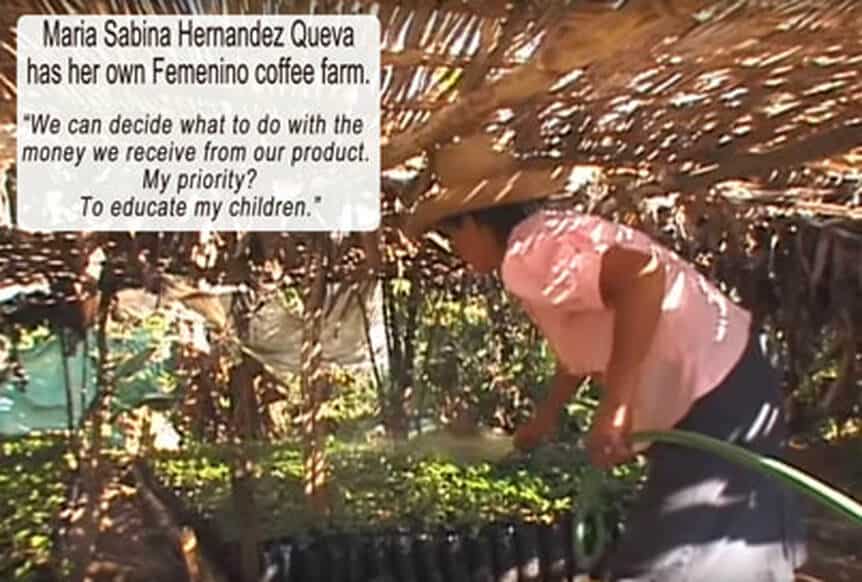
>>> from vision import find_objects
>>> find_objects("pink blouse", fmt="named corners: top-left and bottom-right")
top-left (500, 209), bottom-right (752, 438)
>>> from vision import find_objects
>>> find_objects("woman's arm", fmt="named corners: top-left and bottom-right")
top-left (513, 363), bottom-right (583, 451)
top-left (545, 363), bottom-right (585, 417)
top-left (588, 245), bottom-right (665, 467)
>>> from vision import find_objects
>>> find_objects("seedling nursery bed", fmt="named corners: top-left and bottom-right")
top-left (149, 438), bottom-right (638, 581)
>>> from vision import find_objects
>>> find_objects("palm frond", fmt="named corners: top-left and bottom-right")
top-left (0, 1), bottom-right (861, 403)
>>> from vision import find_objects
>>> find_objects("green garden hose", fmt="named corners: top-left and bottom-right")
top-left (571, 428), bottom-right (862, 570)
top-left (632, 430), bottom-right (862, 524)
top-left (571, 466), bottom-right (610, 570)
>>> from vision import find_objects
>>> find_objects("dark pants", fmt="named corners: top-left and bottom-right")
top-left (602, 333), bottom-right (808, 581)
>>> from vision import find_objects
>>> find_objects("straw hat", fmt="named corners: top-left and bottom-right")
top-left (404, 135), bottom-right (571, 238)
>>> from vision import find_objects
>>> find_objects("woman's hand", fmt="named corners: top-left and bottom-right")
top-left (514, 366), bottom-right (583, 452)
top-left (586, 398), bottom-right (633, 468)
top-left (514, 403), bottom-right (560, 451)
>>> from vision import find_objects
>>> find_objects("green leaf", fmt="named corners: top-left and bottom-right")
top-left (113, 347), bottom-right (158, 381)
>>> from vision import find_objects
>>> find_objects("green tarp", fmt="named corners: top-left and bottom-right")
top-left (0, 328), bottom-right (176, 437)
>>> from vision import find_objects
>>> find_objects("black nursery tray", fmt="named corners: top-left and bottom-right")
top-left (259, 516), bottom-right (590, 582)
top-left (153, 438), bottom-right (641, 581)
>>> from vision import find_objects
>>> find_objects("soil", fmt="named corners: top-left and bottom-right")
top-left (55, 457), bottom-right (193, 582)
top-left (787, 436), bottom-right (862, 582)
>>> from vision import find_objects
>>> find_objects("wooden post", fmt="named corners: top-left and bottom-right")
top-left (69, 287), bottom-right (114, 581)
top-left (300, 236), bottom-right (333, 514)
top-left (228, 291), bottom-right (262, 582)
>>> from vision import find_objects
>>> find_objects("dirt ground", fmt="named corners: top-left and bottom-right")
top-left (788, 437), bottom-right (862, 582)
top-left (56, 459), bottom-right (194, 582)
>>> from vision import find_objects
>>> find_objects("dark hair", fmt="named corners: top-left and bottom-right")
top-left (438, 200), bottom-right (544, 245)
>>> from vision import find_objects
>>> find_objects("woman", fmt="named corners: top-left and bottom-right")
top-left (406, 163), bottom-right (807, 581)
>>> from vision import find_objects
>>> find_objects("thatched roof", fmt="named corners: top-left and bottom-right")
top-left (1, 1), bottom-right (861, 417)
